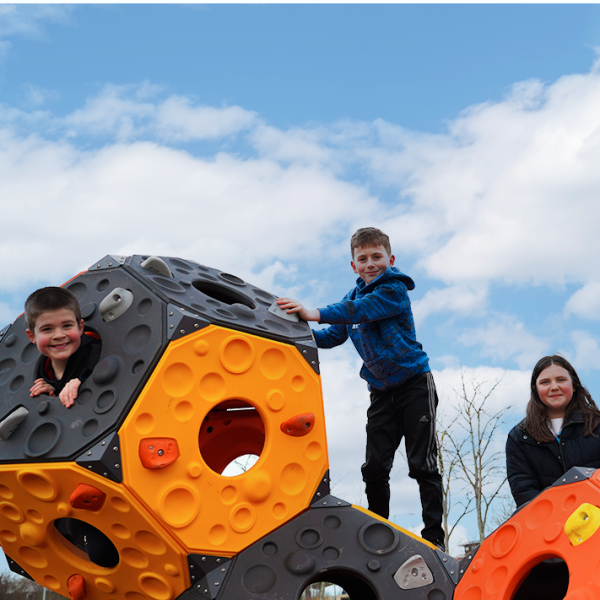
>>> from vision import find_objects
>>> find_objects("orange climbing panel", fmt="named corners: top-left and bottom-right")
top-left (119, 325), bottom-right (329, 555)
top-left (455, 469), bottom-right (600, 600)
top-left (0, 462), bottom-right (190, 600)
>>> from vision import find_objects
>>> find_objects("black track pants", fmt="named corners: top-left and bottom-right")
top-left (361, 371), bottom-right (444, 546)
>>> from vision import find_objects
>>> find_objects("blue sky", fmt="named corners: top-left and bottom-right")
top-left (2, 3), bottom-right (600, 556)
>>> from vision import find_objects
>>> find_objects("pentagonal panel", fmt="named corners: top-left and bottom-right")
top-left (0, 267), bottom-right (166, 463)
top-left (119, 325), bottom-right (328, 554)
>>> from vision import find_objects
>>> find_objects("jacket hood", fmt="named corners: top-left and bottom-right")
top-left (357, 266), bottom-right (415, 292)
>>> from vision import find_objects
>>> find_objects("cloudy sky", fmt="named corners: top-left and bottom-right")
top-left (2, 3), bottom-right (600, 557)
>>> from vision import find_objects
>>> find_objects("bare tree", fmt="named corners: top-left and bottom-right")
top-left (436, 413), bottom-right (474, 552)
top-left (437, 369), bottom-right (512, 546)
top-left (489, 496), bottom-right (517, 531)
top-left (0, 572), bottom-right (65, 600)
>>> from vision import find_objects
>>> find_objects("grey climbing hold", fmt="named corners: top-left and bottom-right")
top-left (0, 406), bottom-right (29, 441)
top-left (141, 256), bottom-right (173, 278)
top-left (393, 554), bottom-right (434, 590)
top-left (99, 287), bottom-right (134, 322)
top-left (268, 301), bottom-right (300, 322)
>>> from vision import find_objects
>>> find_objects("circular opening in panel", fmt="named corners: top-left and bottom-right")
top-left (510, 557), bottom-right (568, 600)
top-left (192, 281), bottom-right (255, 309)
top-left (300, 570), bottom-right (375, 600)
top-left (54, 518), bottom-right (119, 568)
top-left (221, 454), bottom-right (260, 477)
top-left (199, 400), bottom-right (265, 476)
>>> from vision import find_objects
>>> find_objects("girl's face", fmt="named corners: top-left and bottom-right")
top-left (536, 364), bottom-right (574, 419)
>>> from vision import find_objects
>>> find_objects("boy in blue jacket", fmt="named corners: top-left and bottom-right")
top-left (277, 227), bottom-right (444, 549)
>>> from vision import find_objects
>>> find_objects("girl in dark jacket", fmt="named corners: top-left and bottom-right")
top-left (506, 355), bottom-right (600, 507)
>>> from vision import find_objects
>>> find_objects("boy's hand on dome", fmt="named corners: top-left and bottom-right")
top-left (59, 378), bottom-right (81, 408)
top-left (30, 378), bottom-right (56, 398)
top-left (276, 298), bottom-right (320, 322)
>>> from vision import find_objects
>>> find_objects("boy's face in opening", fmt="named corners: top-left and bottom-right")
top-left (351, 244), bottom-right (395, 285)
top-left (26, 308), bottom-right (84, 365)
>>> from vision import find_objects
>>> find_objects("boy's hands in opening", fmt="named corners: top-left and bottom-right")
top-left (277, 298), bottom-right (320, 322)
top-left (30, 378), bottom-right (56, 398)
top-left (59, 378), bottom-right (81, 408)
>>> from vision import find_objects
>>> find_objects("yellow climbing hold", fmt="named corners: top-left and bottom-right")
top-left (565, 503), bottom-right (600, 546)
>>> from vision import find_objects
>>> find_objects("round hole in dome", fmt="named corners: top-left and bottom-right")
top-left (192, 281), bottom-right (255, 309)
top-left (510, 557), bottom-right (568, 600)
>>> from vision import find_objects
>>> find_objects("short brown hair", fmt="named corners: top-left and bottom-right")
top-left (25, 287), bottom-right (82, 331)
top-left (350, 227), bottom-right (392, 258)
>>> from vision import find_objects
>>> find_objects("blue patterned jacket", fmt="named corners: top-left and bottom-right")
top-left (313, 266), bottom-right (430, 392)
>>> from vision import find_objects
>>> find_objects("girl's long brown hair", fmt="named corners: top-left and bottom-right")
top-left (522, 355), bottom-right (600, 443)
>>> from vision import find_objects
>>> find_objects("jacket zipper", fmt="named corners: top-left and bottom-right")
top-left (554, 417), bottom-right (582, 471)
top-left (556, 433), bottom-right (566, 470)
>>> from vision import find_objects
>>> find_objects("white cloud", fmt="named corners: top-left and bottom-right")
top-left (412, 284), bottom-right (488, 325)
top-left (321, 346), bottom-right (431, 521)
top-left (251, 124), bottom-right (333, 166)
top-left (0, 5), bottom-right (72, 58)
top-left (570, 330), bottom-right (600, 371)
top-left (7, 56), bottom-right (600, 274)
top-left (62, 84), bottom-right (256, 142)
top-left (565, 282), bottom-right (600, 321)
top-left (23, 84), bottom-right (60, 108)
top-left (3, 60), bottom-right (600, 357)
top-left (447, 523), bottom-right (470, 557)
top-left (319, 346), bottom-right (369, 500)
top-left (63, 84), bottom-right (157, 139)
top-left (458, 315), bottom-right (549, 370)
top-left (362, 67), bottom-right (600, 290)
top-left (155, 96), bottom-right (257, 141)
top-left (434, 366), bottom-right (529, 418)
top-left (0, 124), bottom-right (376, 295)
top-left (0, 301), bottom-right (15, 328)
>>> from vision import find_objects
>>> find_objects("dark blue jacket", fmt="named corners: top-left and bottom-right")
top-left (313, 267), bottom-right (430, 392)
top-left (506, 412), bottom-right (600, 507)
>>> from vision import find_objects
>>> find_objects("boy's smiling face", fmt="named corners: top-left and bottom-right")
top-left (26, 308), bottom-right (84, 364)
top-left (351, 244), bottom-right (395, 284)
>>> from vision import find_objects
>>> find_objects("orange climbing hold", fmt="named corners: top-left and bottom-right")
top-left (69, 484), bottom-right (106, 511)
top-left (68, 574), bottom-right (86, 600)
top-left (280, 413), bottom-right (315, 436)
top-left (139, 438), bottom-right (180, 469)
